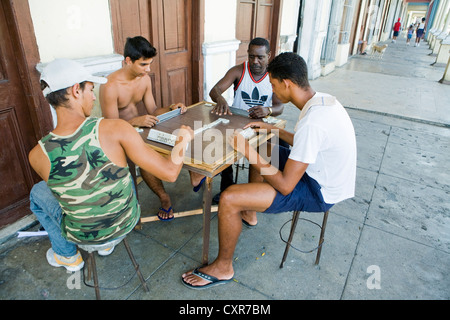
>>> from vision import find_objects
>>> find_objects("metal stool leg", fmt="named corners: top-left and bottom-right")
top-left (87, 252), bottom-right (101, 300)
top-left (82, 236), bottom-right (148, 299)
top-left (123, 238), bottom-right (149, 292)
top-left (280, 210), bottom-right (301, 268)
top-left (280, 210), bottom-right (330, 267)
top-left (315, 210), bottom-right (329, 265)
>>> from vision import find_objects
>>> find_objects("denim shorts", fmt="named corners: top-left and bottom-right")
top-left (263, 145), bottom-right (334, 214)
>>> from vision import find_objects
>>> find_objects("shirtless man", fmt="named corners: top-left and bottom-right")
top-left (100, 36), bottom-right (189, 221)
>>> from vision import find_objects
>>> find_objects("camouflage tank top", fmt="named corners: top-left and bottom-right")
top-left (39, 117), bottom-right (140, 244)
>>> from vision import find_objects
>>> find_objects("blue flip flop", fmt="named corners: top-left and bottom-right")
top-left (242, 219), bottom-right (257, 229)
top-left (193, 177), bottom-right (206, 192)
top-left (181, 268), bottom-right (233, 290)
top-left (193, 174), bottom-right (220, 193)
top-left (157, 207), bottom-right (174, 221)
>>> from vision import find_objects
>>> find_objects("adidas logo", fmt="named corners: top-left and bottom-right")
top-left (241, 87), bottom-right (268, 108)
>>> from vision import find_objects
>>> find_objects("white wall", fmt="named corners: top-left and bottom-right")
top-left (298, 0), bottom-right (332, 79)
top-left (30, 0), bottom-right (122, 124)
top-left (204, 0), bottom-right (237, 42)
top-left (281, 0), bottom-right (300, 35)
top-left (203, 0), bottom-right (238, 103)
top-left (29, 0), bottom-right (114, 63)
top-left (279, 0), bottom-right (300, 52)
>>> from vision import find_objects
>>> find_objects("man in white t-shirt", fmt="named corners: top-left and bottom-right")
top-left (181, 52), bottom-right (356, 289)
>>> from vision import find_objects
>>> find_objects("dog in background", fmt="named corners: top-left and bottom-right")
top-left (370, 43), bottom-right (388, 59)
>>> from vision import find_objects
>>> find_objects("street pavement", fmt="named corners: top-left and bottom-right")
top-left (0, 35), bottom-right (449, 304)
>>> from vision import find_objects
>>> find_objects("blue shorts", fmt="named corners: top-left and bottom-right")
top-left (416, 29), bottom-right (424, 38)
top-left (264, 145), bottom-right (334, 214)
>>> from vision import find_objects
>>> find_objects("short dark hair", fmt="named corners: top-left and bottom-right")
top-left (267, 52), bottom-right (310, 89)
top-left (124, 36), bottom-right (157, 62)
top-left (249, 37), bottom-right (270, 53)
top-left (41, 80), bottom-right (87, 108)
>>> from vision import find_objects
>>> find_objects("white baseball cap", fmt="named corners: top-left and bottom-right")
top-left (40, 58), bottom-right (107, 97)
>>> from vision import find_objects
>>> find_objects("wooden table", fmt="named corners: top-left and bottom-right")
top-left (138, 101), bottom-right (286, 265)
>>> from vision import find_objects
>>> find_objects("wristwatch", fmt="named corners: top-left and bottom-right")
top-left (267, 107), bottom-right (273, 116)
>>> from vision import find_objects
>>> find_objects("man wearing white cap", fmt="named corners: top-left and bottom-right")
top-left (29, 58), bottom-right (193, 271)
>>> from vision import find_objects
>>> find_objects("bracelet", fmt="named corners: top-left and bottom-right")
top-left (267, 107), bottom-right (273, 116)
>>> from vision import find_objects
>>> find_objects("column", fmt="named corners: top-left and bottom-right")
top-left (438, 55), bottom-right (450, 84)
top-left (432, 0), bottom-right (450, 54)
top-left (336, 0), bottom-right (356, 66)
top-left (321, 0), bottom-right (345, 75)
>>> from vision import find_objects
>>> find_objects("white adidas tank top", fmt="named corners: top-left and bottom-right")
top-left (233, 61), bottom-right (273, 110)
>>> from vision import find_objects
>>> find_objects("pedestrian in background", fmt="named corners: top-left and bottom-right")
top-left (415, 17), bottom-right (426, 47)
top-left (392, 18), bottom-right (401, 43)
top-left (406, 24), bottom-right (414, 45)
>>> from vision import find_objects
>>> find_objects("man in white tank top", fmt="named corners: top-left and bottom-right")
top-left (208, 38), bottom-right (285, 205)
top-left (209, 37), bottom-right (283, 118)
top-left (232, 60), bottom-right (273, 110)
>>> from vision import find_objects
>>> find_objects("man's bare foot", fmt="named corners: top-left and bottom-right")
top-left (157, 206), bottom-right (174, 220)
top-left (157, 195), bottom-right (174, 220)
top-left (182, 263), bottom-right (234, 289)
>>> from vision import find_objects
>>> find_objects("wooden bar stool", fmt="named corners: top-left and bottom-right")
top-left (279, 210), bottom-right (330, 268)
top-left (78, 236), bottom-right (149, 300)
